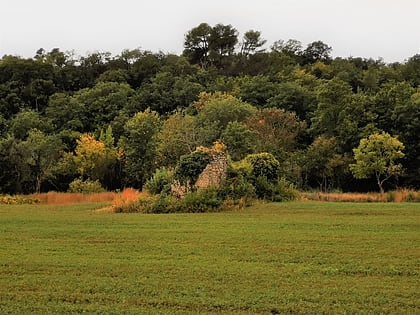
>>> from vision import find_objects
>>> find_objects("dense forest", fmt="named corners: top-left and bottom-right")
top-left (0, 22), bottom-right (419, 194)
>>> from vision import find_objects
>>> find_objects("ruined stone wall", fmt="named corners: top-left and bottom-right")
top-left (195, 152), bottom-right (228, 189)
top-left (170, 150), bottom-right (228, 198)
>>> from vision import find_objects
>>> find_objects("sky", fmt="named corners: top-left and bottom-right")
top-left (1, 0), bottom-right (419, 63)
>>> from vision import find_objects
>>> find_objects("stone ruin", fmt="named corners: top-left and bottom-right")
top-left (195, 151), bottom-right (228, 189)
top-left (171, 149), bottom-right (228, 198)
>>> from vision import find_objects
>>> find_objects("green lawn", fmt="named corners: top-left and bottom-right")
top-left (0, 202), bottom-right (418, 314)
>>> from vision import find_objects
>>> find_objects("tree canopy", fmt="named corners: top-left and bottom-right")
top-left (0, 23), bottom-right (418, 193)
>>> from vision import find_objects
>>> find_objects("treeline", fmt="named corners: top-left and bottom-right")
top-left (0, 22), bottom-right (419, 194)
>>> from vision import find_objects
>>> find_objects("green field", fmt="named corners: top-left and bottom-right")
top-left (0, 202), bottom-right (418, 314)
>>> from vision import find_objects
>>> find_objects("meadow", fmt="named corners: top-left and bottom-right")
top-left (0, 201), bottom-right (418, 314)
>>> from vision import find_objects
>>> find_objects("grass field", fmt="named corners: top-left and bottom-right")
top-left (0, 202), bottom-right (418, 314)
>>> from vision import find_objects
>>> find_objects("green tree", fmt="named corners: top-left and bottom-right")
top-left (0, 136), bottom-right (32, 194)
top-left (74, 81), bottom-right (134, 131)
top-left (45, 93), bottom-right (86, 132)
top-left (303, 136), bottom-right (349, 191)
top-left (156, 113), bottom-right (199, 167)
top-left (119, 109), bottom-right (161, 189)
top-left (129, 71), bottom-right (203, 114)
top-left (240, 30), bottom-right (266, 57)
top-left (196, 92), bottom-right (256, 133)
top-left (24, 129), bottom-right (64, 193)
top-left (271, 39), bottom-right (303, 58)
top-left (311, 78), bottom-right (353, 137)
top-left (9, 110), bottom-right (54, 139)
top-left (391, 91), bottom-right (420, 186)
top-left (221, 121), bottom-right (257, 161)
top-left (208, 24), bottom-right (238, 67)
top-left (303, 41), bottom-right (332, 64)
top-left (237, 75), bottom-right (279, 107)
top-left (350, 132), bottom-right (405, 193)
top-left (183, 23), bottom-right (212, 68)
top-left (266, 81), bottom-right (316, 121)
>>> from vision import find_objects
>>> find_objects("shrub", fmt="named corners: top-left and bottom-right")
top-left (113, 195), bottom-right (158, 213)
top-left (254, 176), bottom-right (299, 202)
top-left (246, 152), bottom-right (280, 181)
top-left (219, 167), bottom-right (256, 204)
top-left (144, 168), bottom-right (174, 195)
top-left (180, 187), bottom-right (223, 213)
top-left (0, 195), bottom-right (40, 205)
top-left (68, 179), bottom-right (106, 194)
top-left (174, 149), bottom-right (211, 186)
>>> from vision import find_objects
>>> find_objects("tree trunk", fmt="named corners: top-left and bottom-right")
top-left (376, 173), bottom-right (384, 194)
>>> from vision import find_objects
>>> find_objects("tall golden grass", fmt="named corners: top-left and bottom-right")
top-left (28, 188), bottom-right (143, 205)
top-left (112, 188), bottom-right (145, 208)
top-left (302, 189), bottom-right (420, 203)
top-left (27, 191), bottom-right (117, 205)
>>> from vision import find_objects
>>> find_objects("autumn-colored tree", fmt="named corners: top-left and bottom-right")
top-left (245, 108), bottom-right (305, 159)
top-left (73, 133), bottom-right (118, 186)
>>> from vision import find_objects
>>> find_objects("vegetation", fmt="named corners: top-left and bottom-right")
top-left (0, 202), bottom-right (418, 314)
top-left (0, 22), bottom-right (419, 194)
top-left (350, 132), bottom-right (405, 194)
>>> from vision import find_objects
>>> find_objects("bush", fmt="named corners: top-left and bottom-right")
top-left (113, 188), bottom-right (224, 214)
top-left (254, 176), bottom-right (299, 202)
top-left (174, 149), bottom-right (211, 186)
top-left (180, 187), bottom-right (223, 213)
top-left (0, 195), bottom-right (40, 205)
top-left (219, 167), bottom-right (256, 204)
top-left (68, 179), bottom-right (106, 194)
top-left (246, 152), bottom-right (280, 181)
top-left (144, 168), bottom-right (174, 195)
top-left (113, 195), bottom-right (159, 213)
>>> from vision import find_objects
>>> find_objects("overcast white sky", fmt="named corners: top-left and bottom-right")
top-left (1, 0), bottom-right (419, 62)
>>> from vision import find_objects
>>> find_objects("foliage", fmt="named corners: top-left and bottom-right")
top-left (221, 121), bottom-right (257, 161)
top-left (24, 129), bottom-right (64, 193)
top-left (196, 92), bottom-right (256, 135)
top-left (245, 108), bottom-right (305, 157)
top-left (155, 112), bottom-right (198, 167)
top-left (179, 187), bottom-right (223, 212)
top-left (174, 148), bottom-right (211, 186)
top-left (253, 176), bottom-right (299, 202)
top-left (9, 110), bottom-right (53, 139)
top-left (144, 168), bottom-right (174, 195)
top-left (67, 178), bottom-right (106, 194)
top-left (0, 195), bottom-right (39, 204)
top-left (350, 132), bottom-right (405, 193)
top-left (119, 109), bottom-right (161, 189)
top-left (245, 152), bottom-right (281, 181)
top-left (73, 133), bottom-right (118, 187)
top-left (303, 136), bottom-right (349, 191)
top-left (0, 23), bottom-right (419, 193)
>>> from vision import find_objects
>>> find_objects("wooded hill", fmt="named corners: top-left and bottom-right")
top-left (0, 23), bottom-right (418, 194)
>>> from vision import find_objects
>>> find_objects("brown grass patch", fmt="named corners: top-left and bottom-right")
top-left (26, 188), bottom-right (145, 206)
top-left (28, 191), bottom-right (117, 205)
top-left (302, 189), bottom-right (420, 202)
top-left (112, 188), bottom-right (146, 209)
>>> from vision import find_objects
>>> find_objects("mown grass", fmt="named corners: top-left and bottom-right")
top-left (0, 202), bottom-right (418, 314)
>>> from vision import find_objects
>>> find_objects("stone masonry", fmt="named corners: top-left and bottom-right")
top-left (171, 150), bottom-right (228, 198)
top-left (195, 152), bottom-right (228, 189)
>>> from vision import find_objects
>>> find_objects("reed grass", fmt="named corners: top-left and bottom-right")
top-left (302, 189), bottom-right (420, 202)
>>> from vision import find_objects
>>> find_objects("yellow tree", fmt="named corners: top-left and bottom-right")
top-left (73, 133), bottom-right (118, 185)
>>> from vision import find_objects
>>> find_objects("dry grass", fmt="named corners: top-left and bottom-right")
top-left (302, 189), bottom-right (420, 203)
top-left (112, 188), bottom-right (146, 209)
top-left (27, 188), bottom-right (143, 205)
